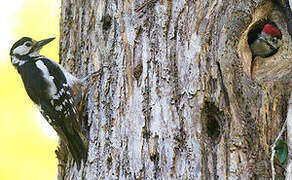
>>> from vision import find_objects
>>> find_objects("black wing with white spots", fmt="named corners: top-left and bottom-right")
top-left (35, 58), bottom-right (77, 126)
top-left (35, 58), bottom-right (87, 168)
top-left (20, 57), bottom-right (86, 168)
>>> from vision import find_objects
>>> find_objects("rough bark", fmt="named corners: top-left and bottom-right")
top-left (57, 0), bottom-right (292, 179)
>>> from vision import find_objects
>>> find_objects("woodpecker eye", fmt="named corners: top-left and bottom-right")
top-left (272, 38), bottom-right (278, 43)
top-left (25, 42), bottom-right (32, 47)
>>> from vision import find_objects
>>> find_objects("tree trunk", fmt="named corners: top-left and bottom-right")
top-left (57, 0), bottom-right (292, 179)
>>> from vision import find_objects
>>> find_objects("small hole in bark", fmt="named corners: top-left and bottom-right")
top-left (206, 115), bottom-right (220, 140)
top-left (102, 14), bottom-right (112, 31)
top-left (107, 154), bottom-right (112, 167)
top-left (150, 153), bottom-right (159, 162)
top-left (248, 21), bottom-right (282, 59)
top-left (201, 102), bottom-right (224, 143)
top-left (133, 63), bottom-right (143, 80)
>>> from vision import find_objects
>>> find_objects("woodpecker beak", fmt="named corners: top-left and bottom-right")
top-left (258, 34), bottom-right (265, 41)
top-left (35, 37), bottom-right (55, 48)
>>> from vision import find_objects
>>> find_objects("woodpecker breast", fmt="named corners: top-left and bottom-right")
top-left (250, 38), bottom-right (275, 58)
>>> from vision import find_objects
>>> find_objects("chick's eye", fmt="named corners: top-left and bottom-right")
top-left (25, 42), bottom-right (32, 47)
top-left (272, 38), bottom-right (278, 43)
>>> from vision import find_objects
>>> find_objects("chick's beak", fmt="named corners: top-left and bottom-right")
top-left (35, 37), bottom-right (55, 49)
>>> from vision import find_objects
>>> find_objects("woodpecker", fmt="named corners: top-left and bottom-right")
top-left (10, 37), bottom-right (97, 169)
top-left (250, 24), bottom-right (282, 58)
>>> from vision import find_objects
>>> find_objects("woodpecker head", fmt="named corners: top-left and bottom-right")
top-left (250, 24), bottom-right (282, 58)
top-left (10, 37), bottom-right (55, 66)
top-left (259, 24), bottom-right (282, 48)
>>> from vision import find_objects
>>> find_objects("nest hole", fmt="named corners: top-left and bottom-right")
top-left (101, 14), bottom-right (112, 31)
top-left (206, 115), bottom-right (220, 140)
top-left (201, 102), bottom-right (224, 143)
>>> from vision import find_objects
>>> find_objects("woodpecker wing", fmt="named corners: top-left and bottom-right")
top-left (35, 58), bottom-right (87, 167)
top-left (34, 57), bottom-right (78, 132)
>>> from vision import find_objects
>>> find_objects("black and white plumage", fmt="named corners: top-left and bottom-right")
top-left (10, 37), bottom-right (88, 168)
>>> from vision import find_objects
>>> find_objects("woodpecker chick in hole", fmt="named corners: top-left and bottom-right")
top-left (10, 37), bottom-right (101, 169)
top-left (250, 24), bottom-right (282, 58)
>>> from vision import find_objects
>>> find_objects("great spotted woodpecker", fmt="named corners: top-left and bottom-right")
top-left (250, 24), bottom-right (282, 58)
top-left (10, 37), bottom-right (98, 168)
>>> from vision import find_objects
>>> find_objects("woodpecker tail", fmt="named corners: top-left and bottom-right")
top-left (66, 129), bottom-right (88, 169)
top-left (59, 125), bottom-right (88, 169)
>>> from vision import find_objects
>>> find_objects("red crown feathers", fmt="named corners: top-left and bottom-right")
top-left (262, 24), bottom-right (281, 37)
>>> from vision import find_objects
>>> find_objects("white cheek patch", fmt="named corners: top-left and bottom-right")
top-left (35, 60), bottom-right (57, 96)
top-left (13, 44), bottom-right (30, 55)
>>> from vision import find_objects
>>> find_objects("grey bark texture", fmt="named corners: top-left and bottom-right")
top-left (57, 0), bottom-right (292, 179)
